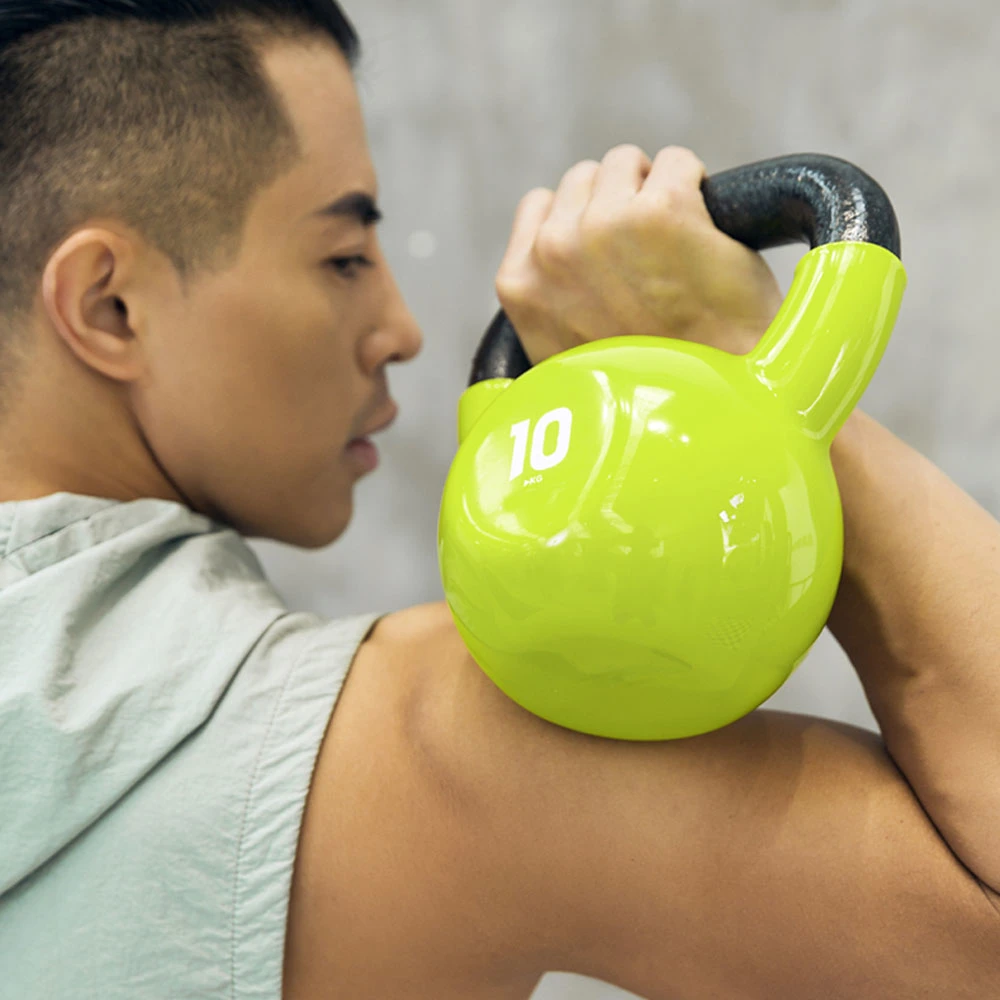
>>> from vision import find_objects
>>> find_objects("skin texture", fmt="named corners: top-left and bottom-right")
top-left (827, 412), bottom-right (1000, 897)
top-left (285, 602), bottom-right (1000, 1000)
top-left (1, 34), bottom-right (998, 1000)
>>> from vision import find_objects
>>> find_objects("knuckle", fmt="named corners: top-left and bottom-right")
top-left (495, 264), bottom-right (532, 302)
top-left (523, 185), bottom-right (554, 203)
top-left (656, 143), bottom-right (695, 161)
top-left (518, 187), bottom-right (554, 214)
top-left (579, 207), bottom-right (618, 243)
top-left (683, 147), bottom-right (708, 171)
top-left (633, 177), bottom-right (679, 217)
top-left (647, 186), bottom-right (680, 214)
top-left (657, 145), bottom-right (707, 182)
top-left (560, 159), bottom-right (600, 187)
top-left (534, 227), bottom-right (577, 268)
top-left (572, 158), bottom-right (602, 174)
top-left (604, 142), bottom-right (649, 164)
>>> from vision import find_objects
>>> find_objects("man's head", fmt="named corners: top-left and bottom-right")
top-left (0, 0), bottom-right (422, 549)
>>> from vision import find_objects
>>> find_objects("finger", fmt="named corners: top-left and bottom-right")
top-left (589, 144), bottom-right (653, 213)
top-left (501, 187), bottom-right (556, 268)
top-left (539, 159), bottom-right (600, 239)
top-left (640, 145), bottom-right (709, 216)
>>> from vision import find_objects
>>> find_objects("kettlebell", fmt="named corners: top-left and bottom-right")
top-left (438, 154), bottom-right (907, 741)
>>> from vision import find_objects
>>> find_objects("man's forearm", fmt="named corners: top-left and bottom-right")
top-left (827, 409), bottom-right (1000, 893)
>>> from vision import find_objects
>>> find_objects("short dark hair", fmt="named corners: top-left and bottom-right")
top-left (0, 0), bottom-right (360, 413)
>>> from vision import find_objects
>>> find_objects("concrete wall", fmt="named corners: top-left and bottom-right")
top-left (249, 3), bottom-right (1000, 996)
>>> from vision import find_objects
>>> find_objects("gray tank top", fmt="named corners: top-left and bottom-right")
top-left (0, 493), bottom-right (379, 999)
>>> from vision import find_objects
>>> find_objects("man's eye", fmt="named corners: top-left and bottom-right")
top-left (326, 255), bottom-right (374, 279)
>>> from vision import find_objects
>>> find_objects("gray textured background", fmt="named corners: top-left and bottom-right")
top-left (249, 2), bottom-right (1000, 997)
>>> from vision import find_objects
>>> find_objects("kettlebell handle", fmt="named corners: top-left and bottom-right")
top-left (471, 153), bottom-right (901, 385)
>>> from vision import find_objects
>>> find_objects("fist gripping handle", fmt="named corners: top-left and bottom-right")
top-left (470, 153), bottom-right (901, 385)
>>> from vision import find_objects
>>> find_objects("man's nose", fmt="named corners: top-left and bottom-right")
top-left (362, 266), bottom-right (424, 373)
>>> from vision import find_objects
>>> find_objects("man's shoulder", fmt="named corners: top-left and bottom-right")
top-left (359, 602), bottom-right (549, 761)
top-left (282, 602), bottom-right (553, 999)
top-left (284, 605), bottom-right (1000, 1000)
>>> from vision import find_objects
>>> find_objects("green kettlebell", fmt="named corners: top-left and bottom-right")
top-left (438, 154), bottom-right (907, 741)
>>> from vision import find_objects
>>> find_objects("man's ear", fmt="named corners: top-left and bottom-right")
top-left (40, 226), bottom-right (147, 384)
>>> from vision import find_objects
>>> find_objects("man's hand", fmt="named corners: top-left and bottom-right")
top-left (496, 145), bottom-right (784, 366)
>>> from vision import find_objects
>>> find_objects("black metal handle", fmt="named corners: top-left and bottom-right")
top-left (471, 153), bottom-right (901, 385)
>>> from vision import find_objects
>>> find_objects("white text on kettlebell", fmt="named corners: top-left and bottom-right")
top-left (509, 408), bottom-right (574, 481)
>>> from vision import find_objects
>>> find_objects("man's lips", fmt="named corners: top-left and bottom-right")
top-left (346, 437), bottom-right (381, 473)
top-left (352, 401), bottom-right (399, 443)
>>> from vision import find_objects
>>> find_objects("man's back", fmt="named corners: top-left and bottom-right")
top-left (284, 600), bottom-right (1000, 1000)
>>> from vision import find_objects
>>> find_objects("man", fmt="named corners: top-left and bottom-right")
top-left (0, 3), bottom-right (997, 999)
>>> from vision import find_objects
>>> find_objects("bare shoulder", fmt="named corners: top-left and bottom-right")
top-left (282, 603), bottom-right (547, 1000)
top-left (285, 603), bottom-right (1000, 1000)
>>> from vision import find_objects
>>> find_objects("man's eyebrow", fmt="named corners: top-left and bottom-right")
top-left (310, 191), bottom-right (383, 227)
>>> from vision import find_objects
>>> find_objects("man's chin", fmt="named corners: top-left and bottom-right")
top-left (242, 499), bottom-right (353, 551)
top-left (290, 503), bottom-right (353, 551)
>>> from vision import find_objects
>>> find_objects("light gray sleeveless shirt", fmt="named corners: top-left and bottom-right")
top-left (0, 493), bottom-right (379, 999)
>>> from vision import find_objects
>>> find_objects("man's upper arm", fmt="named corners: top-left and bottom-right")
top-left (286, 603), bottom-right (1000, 1000)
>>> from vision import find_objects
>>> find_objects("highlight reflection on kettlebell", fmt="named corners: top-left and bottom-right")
top-left (439, 154), bottom-right (907, 741)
